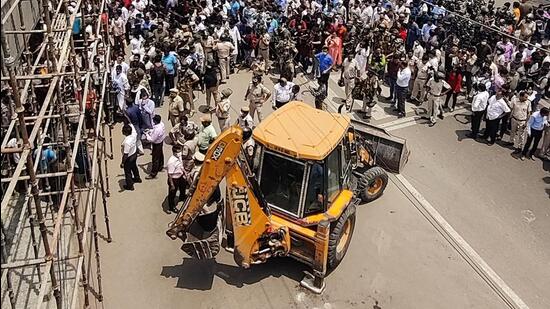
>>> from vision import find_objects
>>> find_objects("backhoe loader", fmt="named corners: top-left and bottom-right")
top-left (166, 101), bottom-right (409, 293)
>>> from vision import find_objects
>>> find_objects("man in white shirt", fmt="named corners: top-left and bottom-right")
top-left (483, 92), bottom-right (511, 145)
top-left (112, 54), bottom-right (129, 77)
top-left (468, 84), bottom-right (490, 139)
top-left (144, 115), bottom-right (166, 178)
top-left (361, 3), bottom-right (374, 25)
top-left (272, 77), bottom-right (295, 109)
top-left (228, 22), bottom-right (241, 65)
top-left (113, 65), bottom-right (130, 112)
top-left (395, 60), bottom-right (412, 117)
top-left (166, 144), bottom-right (186, 213)
top-left (121, 124), bottom-right (141, 190)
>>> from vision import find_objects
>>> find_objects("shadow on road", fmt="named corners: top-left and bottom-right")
top-left (138, 162), bottom-right (151, 175)
top-left (453, 112), bottom-right (470, 125)
top-left (160, 257), bottom-right (307, 290)
top-left (454, 129), bottom-right (470, 142)
top-left (117, 179), bottom-right (126, 192)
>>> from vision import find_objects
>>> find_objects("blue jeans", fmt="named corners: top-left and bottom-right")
top-left (313, 57), bottom-right (320, 79)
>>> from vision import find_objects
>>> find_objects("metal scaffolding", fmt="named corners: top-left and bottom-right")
top-left (1, 0), bottom-right (114, 308)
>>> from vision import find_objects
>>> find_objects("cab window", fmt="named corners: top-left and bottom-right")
top-left (259, 151), bottom-right (304, 216)
top-left (326, 148), bottom-right (341, 203)
top-left (303, 163), bottom-right (325, 215)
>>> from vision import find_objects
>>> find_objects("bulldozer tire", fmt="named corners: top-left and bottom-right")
top-left (357, 166), bottom-right (388, 203)
top-left (328, 204), bottom-right (356, 270)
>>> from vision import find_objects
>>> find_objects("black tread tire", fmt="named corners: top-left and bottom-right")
top-left (327, 204), bottom-right (356, 270)
top-left (357, 166), bottom-right (388, 203)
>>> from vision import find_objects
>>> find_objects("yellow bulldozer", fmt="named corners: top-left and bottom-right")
top-left (166, 101), bottom-right (408, 293)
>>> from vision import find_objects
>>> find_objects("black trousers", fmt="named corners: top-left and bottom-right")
top-left (151, 83), bottom-right (164, 107)
top-left (498, 113), bottom-right (510, 139)
top-left (123, 153), bottom-right (140, 188)
top-left (168, 177), bottom-right (187, 211)
top-left (396, 85), bottom-right (408, 113)
top-left (483, 118), bottom-right (501, 144)
top-left (471, 111), bottom-right (484, 137)
top-left (150, 142), bottom-right (164, 177)
top-left (318, 72), bottom-right (330, 96)
top-left (522, 128), bottom-right (543, 157)
top-left (275, 100), bottom-right (289, 109)
top-left (164, 74), bottom-right (175, 95)
top-left (463, 71), bottom-right (473, 96)
top-left (445, 92), bottom-right (458, 109)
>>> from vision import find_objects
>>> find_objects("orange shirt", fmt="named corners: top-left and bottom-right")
top-left (513, 8), bottom-right (521, 21)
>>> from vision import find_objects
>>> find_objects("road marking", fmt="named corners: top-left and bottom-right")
top-left (380, 107), bottom-right (468, 131)
top-left (390, 173), bottom-right (530, 309)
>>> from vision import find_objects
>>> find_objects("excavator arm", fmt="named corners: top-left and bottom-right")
top-left (166, 126), bottom-right (290, 267)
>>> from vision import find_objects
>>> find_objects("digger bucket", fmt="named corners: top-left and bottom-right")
top-left (351, 119), bottom-right (410, 173)
top-left (180, 226), bottom-right (221, 259)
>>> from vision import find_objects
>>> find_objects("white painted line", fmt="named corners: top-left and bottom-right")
top-left (382, 107), bottom-right (468, 131)
top-left (391, 173), bottom-right (530, 309)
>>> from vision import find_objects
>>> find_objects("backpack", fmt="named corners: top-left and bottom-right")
top-left (151, 65), bottom-right (165, 84)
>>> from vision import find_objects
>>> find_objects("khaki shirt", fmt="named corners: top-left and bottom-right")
top-left (168, 95), bottom-right (184, 117)
top-left (342, 58), bottom-right (359, 81)
top-left (215, 42), bottom-right (234, 59)
top-left (251, 60), bottom-right (266, 76)
top-left (259, 34), bottom-right (270, 50)
top-left (247, 82), bottom-right (271, 103)
top-left (216, 98), bottom-right (231, 119)
top-left (509, 97), bottom-right (531, 121)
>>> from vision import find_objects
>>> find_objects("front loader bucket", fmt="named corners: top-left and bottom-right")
top-left (351, 119), bottom-right (410, 173)
top-left (180, 224), bottom-right (221, 259)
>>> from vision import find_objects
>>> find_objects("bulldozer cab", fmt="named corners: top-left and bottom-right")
top-left (253, 101), bottom-right (355, 220)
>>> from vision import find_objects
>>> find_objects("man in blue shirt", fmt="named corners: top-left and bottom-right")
top-left (36, 136), bottom-right (57, 173)
top-left (316, 46), bottom-right (333, 96)
top-left (522, 107), bottom-right (549, 160)
top-left (125, 99), bottom-right (142, 137)
top-left (230, 0), bottom-right (240, 18)
top-left (162, 49), bottom-right (178, 95)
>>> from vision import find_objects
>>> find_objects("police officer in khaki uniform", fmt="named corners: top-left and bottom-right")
top-left (167, 88), bottom-right (184, 126)
top-left (360, 70), bottom-right (381, 120)
top-left (215, 89), bottom-right (233, 132)
top-left (177, 62), bottom-right (200, 116)
top-left (258, 32), bottom-right (271, 68)
top-left (244, 76), bottom-right (271, 122)
top-left (341, 54), bottom-right (360, 110)
top-left (214, 37), bottom-right (235, 81)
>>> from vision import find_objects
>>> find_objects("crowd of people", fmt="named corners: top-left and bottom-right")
top-left (88, 0), bottom-right (550, 210)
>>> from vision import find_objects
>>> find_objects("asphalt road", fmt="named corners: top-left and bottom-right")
top-left (96, 65), bottom-right (549, 309)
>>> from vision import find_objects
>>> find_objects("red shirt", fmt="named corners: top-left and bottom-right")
top-left (447, 71), bottom-right (462, 92)
top-left (399, 28), bottom-right (408, 41)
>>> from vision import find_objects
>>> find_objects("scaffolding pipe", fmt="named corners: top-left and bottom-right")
top-left (0, 221), bottom-right (17, 309)
top-left (0, 25), bottom-right (62, 309)
top-left (0, 70), bottom-right (98, 81)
